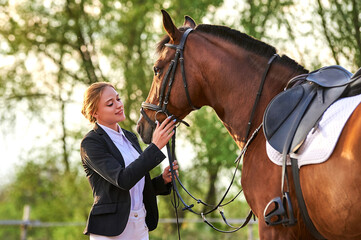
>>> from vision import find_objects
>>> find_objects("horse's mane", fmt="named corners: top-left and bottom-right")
top-left (157, 24), bottom-right (308, 73)
top-left (196, 24), bottom-right (277, 58)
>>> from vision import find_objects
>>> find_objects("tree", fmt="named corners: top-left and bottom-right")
top-left (0, 0), bottom-right (227, 172)
top-left (0, 0), bottom-right (228, 238)
top-left (0, 0), bottom-right (107, 172)
top-left (315, 0), bottom-right (361, 71)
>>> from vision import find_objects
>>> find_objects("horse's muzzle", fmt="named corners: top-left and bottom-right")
top-left (136, 116), bottom-right (153, 144)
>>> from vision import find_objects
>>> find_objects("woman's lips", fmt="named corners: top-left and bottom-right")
top-left (115, 109), bottom-right (123, 115)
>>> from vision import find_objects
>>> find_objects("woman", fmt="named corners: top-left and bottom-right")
top-left (80, 82), bottom-right (178, 240)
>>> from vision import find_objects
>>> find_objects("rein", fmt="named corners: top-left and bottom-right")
top-left (141, 29), bottom-right (280, 237)
top-left (166, 126), bottom-right (258, 234)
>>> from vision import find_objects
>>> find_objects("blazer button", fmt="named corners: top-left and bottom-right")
top-left (134, 213), bottom-right (138, 217)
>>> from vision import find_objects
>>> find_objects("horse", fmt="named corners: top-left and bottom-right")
top-left (136, 10), bottom-right (361, 240)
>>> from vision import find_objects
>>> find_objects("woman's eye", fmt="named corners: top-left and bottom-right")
top-left (107, 103), bottom-right (113, 107)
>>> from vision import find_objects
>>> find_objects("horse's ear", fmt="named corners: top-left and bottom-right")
top-left (183, 16), bottom-right (196, 29)
top-left (161, 10), bottom-right (181, 42)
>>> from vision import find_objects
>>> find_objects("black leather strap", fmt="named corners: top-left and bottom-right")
top-left (242, 54), bottom-right (279, 144)
top-left (281, 87), bottom-right (317, 194)
top-left (291, 158), bottom-right (326, 240)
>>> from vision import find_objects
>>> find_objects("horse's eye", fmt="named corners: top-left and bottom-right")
top-left (153, 66), bottom-right (161, 76)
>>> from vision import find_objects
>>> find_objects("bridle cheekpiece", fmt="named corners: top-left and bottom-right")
top-left (141, 28), bottom-right (198, 128)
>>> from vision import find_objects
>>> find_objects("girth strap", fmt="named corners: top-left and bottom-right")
top-left (291, 158), bottom-right (326, 240)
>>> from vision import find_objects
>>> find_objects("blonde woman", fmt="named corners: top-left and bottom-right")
top-left (81, 82), bottom-right (178, 240)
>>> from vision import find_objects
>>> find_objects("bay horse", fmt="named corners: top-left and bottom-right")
top-left (136, 10), bottom-right (361, 240)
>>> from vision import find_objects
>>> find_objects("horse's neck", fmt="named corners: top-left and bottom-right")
top-left (204, 56), bottom-right (302, 148)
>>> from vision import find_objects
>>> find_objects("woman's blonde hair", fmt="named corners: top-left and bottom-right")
top-left (81, 82), bottom-right (115, 123)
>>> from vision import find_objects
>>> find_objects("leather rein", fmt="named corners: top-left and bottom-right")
top-left (140, 28), bottom-right (279, 235)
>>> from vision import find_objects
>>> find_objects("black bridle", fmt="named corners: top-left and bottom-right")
top-left (140, 27), bottom-right (279, 237)
top-left (140, 28), bottom-right (198, 128)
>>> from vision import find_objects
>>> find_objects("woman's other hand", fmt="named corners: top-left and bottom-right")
top-left (162, 160), bottom-right (179, 184)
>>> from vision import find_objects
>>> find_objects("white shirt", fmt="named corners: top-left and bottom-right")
top-left (98, 123), bottom-right (145, 211)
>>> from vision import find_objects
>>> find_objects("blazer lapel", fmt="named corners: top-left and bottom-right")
top-left (122, 129), bottom-right (143, 154)
top-left (93, 123), bottom-right (126, 166)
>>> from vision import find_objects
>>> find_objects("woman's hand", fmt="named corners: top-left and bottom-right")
top-left (152, 116), bottom-right (176, 149)
top-left (162, 160), bottom-right (179, 184)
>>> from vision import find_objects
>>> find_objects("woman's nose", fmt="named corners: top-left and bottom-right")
top-left (117, 100), bottom-right (123, 108)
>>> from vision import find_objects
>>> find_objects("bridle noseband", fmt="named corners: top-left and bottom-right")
top-left (141, 28), bottom-right (198, 128)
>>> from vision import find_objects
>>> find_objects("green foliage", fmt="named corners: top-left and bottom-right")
top-left (0, 150), bottom-right (92, 240)
top-left (314, 0), bottom-right (361, 70)
top-left (179, 108), bottom-right (240, 212)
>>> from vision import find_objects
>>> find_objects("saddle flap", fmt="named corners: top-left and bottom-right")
top-left (291, 85), bottom-right (347, 152)
top-left (306, 65), bottom-right (352, 87)
top-left (263, 85), bottom-right (306, 153)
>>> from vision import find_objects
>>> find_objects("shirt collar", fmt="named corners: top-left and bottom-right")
top-left (97, 123), bottom-right (127, 142)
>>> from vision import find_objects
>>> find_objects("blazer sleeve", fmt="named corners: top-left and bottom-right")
top-left (152, 175), bottom-right (172, 195)
top-left (81, 133), bottom-right (166, 191)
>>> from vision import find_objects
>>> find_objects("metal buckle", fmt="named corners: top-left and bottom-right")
top-left (155, 110), bottom-right (168, 122)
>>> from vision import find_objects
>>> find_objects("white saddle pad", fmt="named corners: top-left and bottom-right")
top-left (266, 93), bottom-right (361, 168)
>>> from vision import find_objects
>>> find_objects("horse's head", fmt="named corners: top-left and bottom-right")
top-left (137, 10), bottom-right (203, 143)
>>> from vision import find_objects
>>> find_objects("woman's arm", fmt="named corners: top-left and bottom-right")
top-left (81, 135), bottom-right (165, 190)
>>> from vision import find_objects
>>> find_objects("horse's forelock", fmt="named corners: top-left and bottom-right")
top-left (156, 35), bottom-right (170, 54)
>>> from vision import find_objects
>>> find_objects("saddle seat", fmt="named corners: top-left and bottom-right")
top-left (263, 65), bottom-right (361, 154)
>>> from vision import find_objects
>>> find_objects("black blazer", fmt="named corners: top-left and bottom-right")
top-left (80, 123), bottom-right (171, 236)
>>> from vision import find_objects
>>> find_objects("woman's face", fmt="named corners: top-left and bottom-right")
top-left (93, 86), bottom-right (125, 130)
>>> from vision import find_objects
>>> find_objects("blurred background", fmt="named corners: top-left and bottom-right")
top-left (0, 0), bottom-right (360, 239)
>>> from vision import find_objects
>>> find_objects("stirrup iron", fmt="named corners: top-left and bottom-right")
top-left (264, 192), bottom-right (296, 226)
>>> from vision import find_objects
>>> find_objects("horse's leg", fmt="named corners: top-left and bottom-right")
top-left (301, 104), bottom-right (361, 240)
top-left (242, 136), bottom-right (316, 240)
